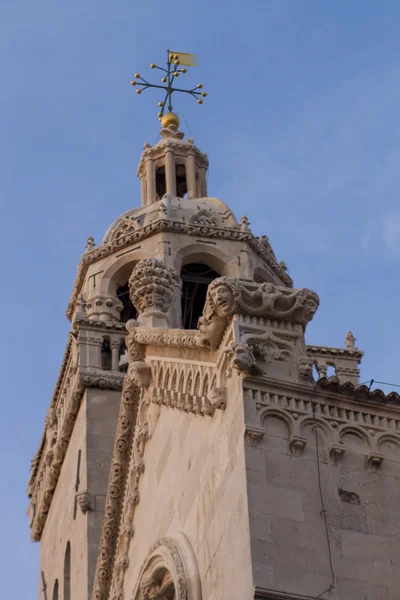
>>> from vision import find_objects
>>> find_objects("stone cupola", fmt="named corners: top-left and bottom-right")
top-left (137, 112), bottom-right (209, 205)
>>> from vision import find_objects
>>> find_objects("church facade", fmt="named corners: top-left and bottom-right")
top-left (28, 112), bottom-right (400, 600)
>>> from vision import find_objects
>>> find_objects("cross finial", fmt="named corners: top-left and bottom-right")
top-left (131, 50), bottom-right (207, 126)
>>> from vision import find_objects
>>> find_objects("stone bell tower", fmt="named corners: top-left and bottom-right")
top-left (28, 72), bottom-right (400, 600)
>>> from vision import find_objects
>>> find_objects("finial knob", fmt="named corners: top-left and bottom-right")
top-left (85, 236), bottom-right (96, 252)
top-left (160, 112), bottom-right (180, 128)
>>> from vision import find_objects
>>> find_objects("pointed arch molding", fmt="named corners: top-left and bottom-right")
top-left (132, 533), bottom-right (202, 600)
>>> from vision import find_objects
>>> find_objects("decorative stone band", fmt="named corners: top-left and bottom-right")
top-left (244, 382), bottom-right (400, 469)
top-left (30, 374), bottom-right (85, 542)
top-left (66, 219), bottom-right (293, 320)
top-left (27, 336), bottom-right (74, 494)
top-left (307, 344), bottom-right (364, 360)
top-left (92, 365), bottom-right (144, 600)
top-left (28, 369), bottom-right (126, 542)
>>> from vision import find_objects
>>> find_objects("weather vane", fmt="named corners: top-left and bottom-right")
top-left (131, 50), bottom-right (207, 123)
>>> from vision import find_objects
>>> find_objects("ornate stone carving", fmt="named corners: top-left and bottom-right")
top-left (289, 435), bottom-right (307, 457)
top-left (224, 342), bottom-right (257, 377)
top-left (188, 208), bottom-right (218, 228)
top-left (225, 331), bottom-right (294, 378)
top-left (366, 452), bottom-right (384, 471)
top-left (129, 259), bottom-right (179, 327)
top-left (297, 356), bottom-right (314, 380)
top-left (245, 427), bottom-right (265, 446)
top-left (240, 215), bottom-right (251, 231)
top-left (132, 537), bottom-right (190, 600)
top-left (79, 372), bottom-right (125, 390)
top-left (199, 277), bottom-right (319, 350)
top-left (345, 331), bottom-right (357, 350)
top-left (76, 491), bottom-right (93, 514)
top-left (66, 221), bottom-right (293, 320)
top-left (330, 444), bottom-right (345, 465)
top-left (30, 375), bottom-right (85, 542)
top-left (209, 387), bottom-right (226, 410)
top-left (86, 236), bottom-right (96, 251)
top-left (85, 295), bottom-right (123, 323)
top-left (92, 365), bottom-right (142, 600)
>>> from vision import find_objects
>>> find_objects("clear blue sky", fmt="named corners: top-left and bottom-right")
top-left (1, 1), bottom-right (400, 596)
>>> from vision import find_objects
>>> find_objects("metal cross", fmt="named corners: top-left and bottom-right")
top-left (131, 49), bottom-right (207, 119)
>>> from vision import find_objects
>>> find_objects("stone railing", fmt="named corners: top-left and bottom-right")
top-left (306, 344), bottom-right (363, 385)
top-left (149, 356), bottom-right (219, 416)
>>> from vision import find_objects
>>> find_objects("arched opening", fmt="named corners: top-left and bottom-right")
top-left (176, 163), bottom-right (188, 198)
top-left (101, 338), bottom-right (112, 371)
top-left (156, 165), bottom-right (167, 200)
top-left (181, 263), bottom-right (219, 329)
top-left (116, 282), bottom-right (137, 323)
top-left (52, 579), bottom-right (59, 600)
top-left (64, 542), bottom-right (71, 600)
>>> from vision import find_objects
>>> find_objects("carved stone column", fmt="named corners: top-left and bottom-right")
top-left (129, 258), bottom-right (179, 328)
top-left (111, 340), bottom-right (121, 371)
top-left (199, 166), bottom-right (207, 197)
top-left (165, 149), bottom-right (177, 196)
top-left (140, 175), bottom-right (147, 206)
top-left (185, 152), bottom-right (196, 199)
top-left (146, 158), bottom-right (156, 205)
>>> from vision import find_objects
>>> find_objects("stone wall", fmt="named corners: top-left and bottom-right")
top-left (86, 388), bottom-right (121, 598)
top-left (245, 385), bottom-right (400, 600)
top-left (123, 371), bottom-right (253, 600)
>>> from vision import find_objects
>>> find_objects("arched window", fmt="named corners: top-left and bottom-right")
top-left (181, 263), bottom-right (219, 329)
top-left (64, 542), bottom-right (71, 600)
top-left (156, 165), bottom-right (167, 200)
top-left (52, 579), bottom-right (59, 600)
top-left (176, 163), bottom-right (187, 198)
top-left (101, 338), bottom-right (112, 371)
top-left (116, 282), bottom-right (137, 323)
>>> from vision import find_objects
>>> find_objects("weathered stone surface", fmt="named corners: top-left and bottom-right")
top-left (29, 113), bottom-right (400, 600)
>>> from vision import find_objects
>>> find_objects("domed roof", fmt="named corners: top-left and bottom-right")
top-left (102, 195), bottom-right (239, 245)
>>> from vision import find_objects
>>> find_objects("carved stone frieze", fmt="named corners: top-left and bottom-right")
top-left (79, 371), bottom-right (125, 390)
top-left (198, 277), bottom-right (319, 350)
top-left (127, 328), bottom-right (201, 349)
top-left (246, 383), bottom-right (400, 470)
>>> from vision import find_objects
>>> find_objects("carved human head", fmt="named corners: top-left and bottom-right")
top-left (207, 278), bottom-right (238, 316)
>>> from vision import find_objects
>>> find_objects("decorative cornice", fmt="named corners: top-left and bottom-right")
top-left (74, 318), bottom-right (127, 332)
top-left (66, 219), bottom-right (293, 320)
top-left (30, 374), bottom-right (85, 541)
top-left (79, 371), bottom-right (125, 390)
top-left (306, 344), bottom-right (364, 360)
top-left (128, 328), bottom-right (201, 349)
top-left (316, 375), bottom-right (400, 404)
top-left (27, 337), bottom-right (73, 495)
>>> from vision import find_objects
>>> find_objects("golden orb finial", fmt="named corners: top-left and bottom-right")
top-left (160, 112), bottom-right (180, 128)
